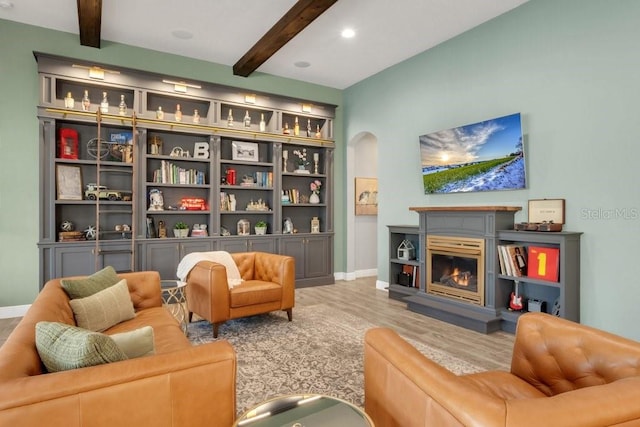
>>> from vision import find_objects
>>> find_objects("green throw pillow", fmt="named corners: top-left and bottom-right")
top-left (110, 326), bottom-right (155, 359)
top-left (61, 266), bottom-right (121, 299)
top-left (35, 321), bottom-right (127, 373)
top-left (69, 279), bottom-right (135, 332)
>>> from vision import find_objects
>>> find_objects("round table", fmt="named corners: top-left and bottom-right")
top-left (160, 280), bottom-right (187, 334)
top-left (233, 394), bottom-right (374, 427)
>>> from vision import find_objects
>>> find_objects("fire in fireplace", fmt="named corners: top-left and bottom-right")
top-left (426, 236), bottom-right (485, 306)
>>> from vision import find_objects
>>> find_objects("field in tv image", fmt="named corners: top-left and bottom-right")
top-left (418, 112), bottom-right (526, 194)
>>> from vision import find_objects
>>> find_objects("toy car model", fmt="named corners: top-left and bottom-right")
top-left (85, 183), bottom-right (131, 201)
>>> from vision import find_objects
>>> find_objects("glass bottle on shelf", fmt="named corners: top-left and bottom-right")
top-left (306, 119), bottom-right (311, 137)
top-left (175, 104), bottom-right (182, 122)
top-left (82, 90), bottom-right (90, 111)
top-left (156, 106), bottom-right (164, 120)
top-left (193, 109), bottom-right (200, 124)
top-left (118, 94), bottom-right (127, 115)
top-left (100, 92), bottom-right (109, 114)
top-left (227, 109), bottom-right (234, 127)
top-left (315, 124), bottom-right (322, 138)
top-left (259, 113), bottom-right (266, 132)
top-left (64, 92), bottom-right (74, 109)
top-left (244, 110), bottom-right (251, 128)
top-left (294, 116), bottom-right (300, 136)
top-left (283, 122), bottom-right (290, 135)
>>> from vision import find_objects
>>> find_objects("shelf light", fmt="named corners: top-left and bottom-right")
top-left (301, 104), bottom-right (312, 113)
top-left (244, 94), bottom-right (256, 104)
top-left (72, 64), bottom-right (120, 80)
top-left (161, 79), bottom-right (202, 93)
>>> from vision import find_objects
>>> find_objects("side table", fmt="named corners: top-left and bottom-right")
top-left (233, 394), bottom-right (374, 427)
top-left (160, 280), bottom-right (187, 334)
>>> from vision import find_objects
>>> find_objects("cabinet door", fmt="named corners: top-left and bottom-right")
top-left (54, 245), bottom-right (97, 278)
top-left (305, 235), bottom-right (330, 278)
top-left (142, 241), bottom-right (180, 279)
top-left (218, 238), bottom-right (249, 253)
top-left (280, 237), bottom-right (306, 279)
top-left (99, 244), bottom-right (134, 273)
top-left (181, 240), bottom-right (213, 256)
top-left (247, 238), bottom-right (276, 253)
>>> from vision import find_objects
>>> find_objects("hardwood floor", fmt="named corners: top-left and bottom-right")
top-left (0, 276), bottom-right (514, 370)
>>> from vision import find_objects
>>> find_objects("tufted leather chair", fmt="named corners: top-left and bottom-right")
top-left (186, 252), bottom-right (295, 338)
top-left (364, 312), bottom-right (640, 427)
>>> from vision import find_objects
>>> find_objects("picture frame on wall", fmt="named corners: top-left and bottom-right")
top-left (232, 141), bottom-right (259, 162)
top-left (56, 164), bottom-right (83, 200)
top-left (355, 177), bottom-right (378, 216)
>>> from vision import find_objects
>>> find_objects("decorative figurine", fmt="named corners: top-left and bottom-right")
top-left (82, 90), bottom-right (91, 111)
top-left (60, 220), bottom-right (74, 232)
top-left (283, 217), bottom-right (294, 234)
top-left (64, 92), bottom-right (75, 109)
top-left (100, 91), bottom-right (109, 114)
top-left (148, 136), bottom-right (163, 155)
top-left (227, 108), bottom-right (234, 126)
top-left (156, 106), bottom-right (164, 119)
top-left (243, 110), bottom-right (251, 128)
top-left (118, 94), bottom-right (127, 115)
top-left (193, 109), bottom-right (200, 124)
top-left (282, 150), bottom-right (288, 172)
top-left (175, 104), bottom-right (182, 122)
top-left (311, 216), bottom-right (320, 233)
top-left (157, 220), bottom-right (167, 238)
top-left (84, 225), bottom-right (97, 240)
top-left (237, 218), bottom-right (250, 236)
top-left (149, 189), bottom-right (164, 211)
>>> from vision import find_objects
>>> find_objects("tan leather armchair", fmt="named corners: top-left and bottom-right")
top-left (364, 312), bottom-right (640, 427)
top-left (186, 252), bottom-right (295, 338)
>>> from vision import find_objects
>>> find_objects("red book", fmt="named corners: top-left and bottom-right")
top-left (527, 246), bottom-right (559, 282)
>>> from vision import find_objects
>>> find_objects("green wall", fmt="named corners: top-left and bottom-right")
top-left (0, 19), bottom-right (344, 307)
top-left (344, 0), bottom-right (640, 339)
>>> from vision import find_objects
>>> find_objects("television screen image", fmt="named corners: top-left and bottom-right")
top-left (418, 112), bottom-right (526, 194)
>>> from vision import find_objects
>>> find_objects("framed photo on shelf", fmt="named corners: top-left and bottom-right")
top-left (355, 177), bottom-right (378, 216)
top-left (232, 141), bottom-right (259, 162)
top-left (56, 164), bottom-right (83, 200)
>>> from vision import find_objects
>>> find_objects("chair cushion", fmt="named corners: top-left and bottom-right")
top-left (60, 266), bottom-right (121, 299)
top-left (229, 280), bottom-right (282, 308)
top-left (35, 321), bottom-right (127, 373)
top-left (69, 279), bottom-right (135, 332)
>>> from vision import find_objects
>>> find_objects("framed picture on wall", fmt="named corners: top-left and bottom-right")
top-left (232, 141), bottom-right (259, 162)
top-left (355, 177), bottom-right (378, 216)
top-left (56, 164), bottom-right (83, 200)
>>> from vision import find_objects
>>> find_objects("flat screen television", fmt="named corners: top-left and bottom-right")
top-left (418, 112), bottom-right (525, 194)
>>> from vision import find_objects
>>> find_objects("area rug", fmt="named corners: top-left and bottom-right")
top-left (187, 304), bottom-right (482, 415)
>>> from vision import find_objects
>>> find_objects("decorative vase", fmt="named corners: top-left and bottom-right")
top-left (310, 192), bottom-right (320, 204)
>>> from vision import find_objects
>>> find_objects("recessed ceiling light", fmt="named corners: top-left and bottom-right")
top-left (294, 61), bottom-right (311, 68)
top-left (171, 29), bottom-right (193, 40)
top-left (341, 28), bottom-right (355, 39)
top-left (0, 1), bottom-right (14, 9)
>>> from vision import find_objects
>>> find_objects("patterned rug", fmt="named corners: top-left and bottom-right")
top-left (187, 304), bottom-right (482, 415)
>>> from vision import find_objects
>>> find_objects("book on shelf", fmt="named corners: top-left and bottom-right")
top-left (402, 264), bottom-right (419, 288)
top-left (528, 246), bottom-right (560, 282)
top-left (497, 244), bottom-right (527, 277)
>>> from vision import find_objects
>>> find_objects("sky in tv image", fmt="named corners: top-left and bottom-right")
top-left (419, 112), bottom-right (525, 194)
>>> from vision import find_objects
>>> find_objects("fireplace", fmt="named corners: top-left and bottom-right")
top-left (426, 236), bottom-right (484, 306)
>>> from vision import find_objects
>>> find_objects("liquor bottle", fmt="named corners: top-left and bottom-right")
top-left (82, 90), bottom-right (90, 111)
top-left (175, 104), bottom-right (182, 122)
top-left (259, 113), bottom-right (266, 132)
top-left (294, 116), bottom-right (300, 136)
top-left (100, 91), bottom-right (109, 114)
top-left (156, 106), bottom-right (164, 120)
top-left (244, 110), bottom-right (251, 128)
top-left (227, 109), bottom-right (234, 127)
top-left (315, 124), bottom-right (321, 138)
top-left (306, 119), bottom-right (311, 137)
top-left (193, 109), bottom-right (200, 124)
top-left (64, 92), bottom-right (75, 109)
top-left (118, 94), bottom-right (127, 115)
top-left (283, 122), bottom-right (290, 135)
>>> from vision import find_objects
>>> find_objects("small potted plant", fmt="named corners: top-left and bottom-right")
top-left (173, 221), bottom-right (189, 238)
top-left (254, 220), bottom-right (267, 235)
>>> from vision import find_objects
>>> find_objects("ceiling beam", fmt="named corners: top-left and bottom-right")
top-left (77, 0), bottom-right (102, 48)
top-left (233, 0), bottom-right (338, 77)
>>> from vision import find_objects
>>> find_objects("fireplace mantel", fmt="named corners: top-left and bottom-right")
top-left (409, 206), bottom-right (522, 213)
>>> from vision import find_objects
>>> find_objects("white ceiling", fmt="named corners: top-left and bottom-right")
top-left (0, 0), bottom-right (529, 89)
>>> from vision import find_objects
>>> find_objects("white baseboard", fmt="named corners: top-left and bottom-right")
top-left (0, 305), bottom-right (30, 319)
top-left (335, 269), bottom-right (377, 282)
top-left (376, 280), bottom-right (388, 291)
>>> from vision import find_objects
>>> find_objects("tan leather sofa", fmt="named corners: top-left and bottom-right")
top-left (186, 252), bottom-right (295, 338)
top-left (0, 271), bottom-right (237, 427)
top-left (364, 312), bottom-right (640, 427)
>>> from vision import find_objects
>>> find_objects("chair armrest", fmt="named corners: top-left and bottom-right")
top-left (364, 328), bottom-right (505, 427)
top-left (0, 341), bottom-right (236, 427)
top-left (186, 261), bottom-right (231, 323)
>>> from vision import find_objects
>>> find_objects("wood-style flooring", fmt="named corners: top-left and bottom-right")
top-left (0, 276), bottom-right (514, 370)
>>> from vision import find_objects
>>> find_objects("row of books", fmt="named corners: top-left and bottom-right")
top-left (498, 244), bottom-right (560, 282)
top-left (152, 160), bottom-right (206, 185)
top-left (242, 171), bottom-right (272, 188)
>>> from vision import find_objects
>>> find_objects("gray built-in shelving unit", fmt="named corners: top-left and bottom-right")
top-left (36, 53), bottom-right (335, 288)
